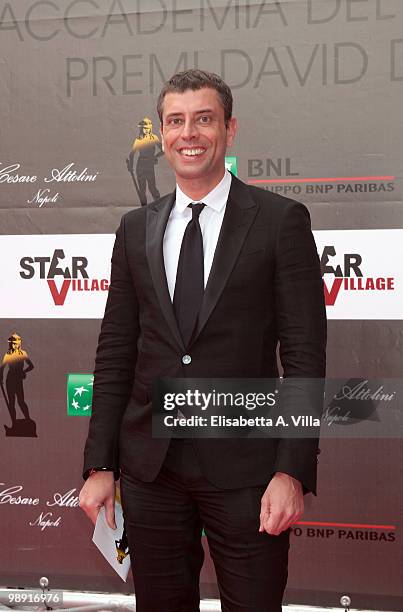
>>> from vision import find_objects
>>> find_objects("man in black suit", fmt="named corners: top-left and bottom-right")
top-left (80, 69), bottom-right (326, 611)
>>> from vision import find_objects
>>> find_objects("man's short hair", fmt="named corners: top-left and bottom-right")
top-left (157, 69), bottom-right (233, 126)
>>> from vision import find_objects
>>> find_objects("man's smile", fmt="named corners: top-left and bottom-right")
top-left (178, 147), bottom-right (207, 157)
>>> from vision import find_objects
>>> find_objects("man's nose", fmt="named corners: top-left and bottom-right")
top-left (181, 118), bottom-right (199, 140)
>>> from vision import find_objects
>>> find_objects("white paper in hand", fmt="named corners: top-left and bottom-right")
top-left (92, 498), bottom-right (131, 581)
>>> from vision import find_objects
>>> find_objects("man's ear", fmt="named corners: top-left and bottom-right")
top-left (160, 127), bottom-right (165, 152)
top-left (226, 117), bottom-right (237, 148)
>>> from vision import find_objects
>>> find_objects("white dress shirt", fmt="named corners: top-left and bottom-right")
top-left (163, 170), bottom-right (232, 301)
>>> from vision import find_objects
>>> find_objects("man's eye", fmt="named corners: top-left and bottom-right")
top-left (198, 116), bottom-right (211, 124)
top-left (167, 117), bottom-right (183, 126)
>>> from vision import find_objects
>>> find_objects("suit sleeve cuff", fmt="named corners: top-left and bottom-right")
top-left (83, 466), bottom-right (120, 481)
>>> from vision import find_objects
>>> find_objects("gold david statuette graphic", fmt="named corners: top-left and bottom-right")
top-left (0, 333), bottom-right (36, 437)
top-left (126, 116), bottom-right (164, 206)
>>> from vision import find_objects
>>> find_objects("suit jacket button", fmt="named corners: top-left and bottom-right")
top-left (182, 354), bottom-right (192, 365)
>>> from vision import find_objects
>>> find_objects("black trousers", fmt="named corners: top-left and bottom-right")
top-left (120, 439), bottom-right (289, 612)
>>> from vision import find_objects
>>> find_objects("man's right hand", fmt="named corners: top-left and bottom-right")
top-left (79, 471), bottom-right (117, 530)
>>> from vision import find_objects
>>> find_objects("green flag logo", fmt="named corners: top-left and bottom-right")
top-left (225, 156), bottom-right (238, 176)
top-left (67, 374), bottom-right (94, 416)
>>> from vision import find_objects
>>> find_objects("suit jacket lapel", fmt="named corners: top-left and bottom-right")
top-left (191, 176), bottom-right (259, 345)
top-left (146, 192), bottom-right (185, 351)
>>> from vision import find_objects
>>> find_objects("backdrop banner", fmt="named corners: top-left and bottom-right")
top-left (0, 1), bottom-right (402, 609)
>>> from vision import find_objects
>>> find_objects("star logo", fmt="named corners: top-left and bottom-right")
top-left (224, 156), bottom-right (238, 176)
top-left (67, 374), bottom-right (94, 416)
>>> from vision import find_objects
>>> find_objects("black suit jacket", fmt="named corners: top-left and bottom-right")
top-left (84, 174), bottom-right (326, 493)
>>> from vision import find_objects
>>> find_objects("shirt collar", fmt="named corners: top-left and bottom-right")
top-left (175, 170), bottom-right (232, 214)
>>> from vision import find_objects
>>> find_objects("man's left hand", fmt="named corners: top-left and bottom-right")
top-left (259, 472), bottom-right (304, 535)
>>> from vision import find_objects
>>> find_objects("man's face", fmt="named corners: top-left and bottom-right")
top-left (160, 87), bottom-right (237, 187)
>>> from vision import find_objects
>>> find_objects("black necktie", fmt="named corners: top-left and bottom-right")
top-left (173, 202), bottom-right (206, 347)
